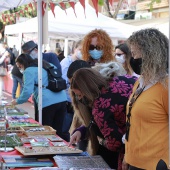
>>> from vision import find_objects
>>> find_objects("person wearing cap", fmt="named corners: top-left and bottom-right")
top-left (21, 40), bottom-right (62, 122)
top-left (22, 41), bottom-right (61, 70)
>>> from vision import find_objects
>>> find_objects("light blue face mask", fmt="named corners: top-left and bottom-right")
top-left (89, 49), bottom-right (103, 60)
top-left (76, 50), bottom-right (82, 59)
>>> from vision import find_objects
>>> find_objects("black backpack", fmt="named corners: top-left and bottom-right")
top-left (35, 66), bottom-right (67, 92)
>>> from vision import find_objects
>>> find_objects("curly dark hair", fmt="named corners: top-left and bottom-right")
top-left (82, 29), bottom-right (115, 63)
top-left (127, 28), bottom-right (169, 86)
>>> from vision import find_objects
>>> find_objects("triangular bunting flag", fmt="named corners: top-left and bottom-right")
top-left (69, 2), bottom-right (77, 17)
top-left (20, 10), bottom-right (25, 16)
top-left (2, 14), bottom-right (6, 22)
top-left (91, 0), bottom-right (98, 17)
top-left (59, 2), bottom-right (67, 15)
top-left (109, 0), bottom-right (114, 6)
top-left (50, 2), bottom-right (56, 17)
top-left (28, 3), bottom-right (34, 16)
top-left (42, 1), bottom-right (47, 16)
top-left (79, 0), bottom-right (86, 18)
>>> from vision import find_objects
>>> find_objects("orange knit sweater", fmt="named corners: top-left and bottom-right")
top-left (125, 80), bottom-right (168, 170)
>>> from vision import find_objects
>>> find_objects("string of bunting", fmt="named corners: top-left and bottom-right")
top-left (0, 0), bottom-right (114, 24)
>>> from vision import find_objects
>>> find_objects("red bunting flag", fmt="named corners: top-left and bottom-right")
top-left (20, 10), bottom-right (25, 16)
top-left (7, 15), bottom-right (12, 24)
top-left (91, 0), bottom-right (98, 17)
top-left (2, 13), bottom-right (6, 22)
top-left (50, 2), bottom-right (56, 17)
top-left (29, 3), bottom-right (33, 9)
top-left (42, 1), bottom-right (47, 16)
top-left (25, 6), bottom-right (28, 12)
top-left (69, 2), bottom-right (77, 17)
top-left (79, 0), bottom-right (86, 17)
top-left (28, 3), bottom-right (34, 16)
top-left (109, 0), bottom-right (114, 6)
top-left (2, 14), bottom-right (6, 22)
top-left (59, 2), bottom-right (67, 15)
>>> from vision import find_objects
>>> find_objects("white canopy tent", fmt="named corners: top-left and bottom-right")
top-left (5, 2), bottom-right (137, 40)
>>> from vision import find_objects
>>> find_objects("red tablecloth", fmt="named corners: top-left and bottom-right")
top-left (0, 118), bottom-right (59, 170)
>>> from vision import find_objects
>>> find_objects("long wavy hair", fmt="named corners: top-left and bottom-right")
top-left (127, 28), bottom-right (169, 86)
top-left (70, 68), bottom-right (108, 155)
top-left (82, 29), bottom-right (115, 62)
top-left (115, 43), bottom-right (133, 75)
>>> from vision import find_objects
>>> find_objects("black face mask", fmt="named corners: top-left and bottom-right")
top-left (130, 57), bottom-right (142, 75)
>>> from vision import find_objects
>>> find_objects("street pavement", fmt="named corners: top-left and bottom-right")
top-left (2, 91), bottom-right (35, 119)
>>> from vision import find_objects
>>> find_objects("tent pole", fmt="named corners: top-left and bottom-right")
top-left (37, 0), bottom-right (43, 124)
top-left (64, 38), bottom-right (68, 57)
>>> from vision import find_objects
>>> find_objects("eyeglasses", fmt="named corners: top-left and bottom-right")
top-left (125, 86), bottom-right (145, 141)
top-left (115, 53), bottom-right (124, 56)
top-left (89, 45), bottom-right (102, 51)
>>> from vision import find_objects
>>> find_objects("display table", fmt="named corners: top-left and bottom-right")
top-left (0, 118), bottom-right (61, 170)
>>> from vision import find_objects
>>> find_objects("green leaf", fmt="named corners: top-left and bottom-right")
top-left (98, 0), bottom-right (104, 6)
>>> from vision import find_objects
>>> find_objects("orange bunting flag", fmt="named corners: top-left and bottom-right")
top-left (50, 2), bottom-right (56, 17)
top-left (42, 1), bottom-right (47, 16)
top-left (59, 2), bottom-right (67, 15)
top-left (91, 0), bottom-right (98, 17)
top-left (69, 2), bottom-right (77, 17)
top-left (109, 0), bottom-right (114, 6)
top-left (79, 0), bottom-right (86, 18)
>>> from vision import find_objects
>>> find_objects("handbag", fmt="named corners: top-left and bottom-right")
top-left (0, 66), bottom-right (7, 77)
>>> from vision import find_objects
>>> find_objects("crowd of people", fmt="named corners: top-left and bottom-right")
top-left (0, 28), bottom-right (168, 170)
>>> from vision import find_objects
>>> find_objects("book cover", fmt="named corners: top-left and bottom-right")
top-left (2, 155), bottom-right (53, 168)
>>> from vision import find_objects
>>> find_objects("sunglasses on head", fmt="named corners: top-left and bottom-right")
top-left (89, 45), bottom-right (102, 51)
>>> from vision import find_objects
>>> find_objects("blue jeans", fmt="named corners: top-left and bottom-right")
top-left (12, 75), bottom-right (23, 99)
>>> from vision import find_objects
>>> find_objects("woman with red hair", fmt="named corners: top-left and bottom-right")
top-left (82, 29), bottom-right (115, 66)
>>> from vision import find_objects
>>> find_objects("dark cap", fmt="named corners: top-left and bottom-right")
top-left (67, 60), bottom-right (91, 79)
top-left (22, 41), bottom-right (37, 53)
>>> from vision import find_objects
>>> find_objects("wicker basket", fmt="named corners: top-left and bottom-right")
top-left (21, 126), bottom-right (56, 136)
top-left (0, 126), bottom-right (25, 136)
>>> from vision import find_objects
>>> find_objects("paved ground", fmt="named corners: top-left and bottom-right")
top-left (2, 91), bottom-right (35, 119)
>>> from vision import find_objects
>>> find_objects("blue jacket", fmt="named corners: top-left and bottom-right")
top-left (16, 66), bottom-right (67, 108)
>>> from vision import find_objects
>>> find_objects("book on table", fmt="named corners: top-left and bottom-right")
top-left (2, 155), bottom-right (53, 168)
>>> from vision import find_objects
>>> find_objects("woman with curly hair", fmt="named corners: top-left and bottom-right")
top-left (82, 29), bottom-right (115, 66)
top-left (122, 28), bottom-right (169, 170)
